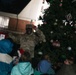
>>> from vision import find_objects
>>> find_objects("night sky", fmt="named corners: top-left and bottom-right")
top-left (0, 0), bottom-right (31, 14)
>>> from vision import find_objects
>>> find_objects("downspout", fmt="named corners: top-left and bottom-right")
top-left (15, 14), bottom-right (18, 31)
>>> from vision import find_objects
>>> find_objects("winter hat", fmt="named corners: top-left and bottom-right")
top-left (0, 39), bottom-right (13, 53)
top-left (19, 48), bottom-right (25, 55)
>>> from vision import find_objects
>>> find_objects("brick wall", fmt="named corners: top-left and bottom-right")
top-left (8, 18), bottom-right (34, 33)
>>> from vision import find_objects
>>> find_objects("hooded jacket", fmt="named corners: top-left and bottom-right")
top-left (11, 62), bottom-right (34, 75)
top-left (0, 39), bottom-right (13, 75)
top-left (38, 60), bottom-right (55, 75)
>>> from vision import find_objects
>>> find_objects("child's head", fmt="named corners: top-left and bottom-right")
top-left (19, 51), bottom-right (31, 62)
top-left (42, 54), bottom-right (50, 62)
top-left (44, 54), bottom-right (50, 60)
top-left (64, 57), bottom-right (74, 65)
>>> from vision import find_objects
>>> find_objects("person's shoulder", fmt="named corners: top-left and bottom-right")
top-left (72, 64), bottom-right (76, 71)
top-left (11, 64), bottom-right (18, 73)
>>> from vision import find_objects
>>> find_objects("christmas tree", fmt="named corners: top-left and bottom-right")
top-left (36, 0), bottom-right (76, 63)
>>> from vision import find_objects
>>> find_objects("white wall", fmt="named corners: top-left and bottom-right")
top-left (18, 0), bottom-right (43, 21)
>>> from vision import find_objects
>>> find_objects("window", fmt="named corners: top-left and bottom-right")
top-left (0, 16), bottom-right (9, 28)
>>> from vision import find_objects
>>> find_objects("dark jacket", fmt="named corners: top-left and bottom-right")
top-left (56, 64), bottom-right (76, 75)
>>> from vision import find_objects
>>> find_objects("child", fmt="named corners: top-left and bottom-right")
top-left (56, 57), bottom-right (76, 75)
top-left (11, 51), bottom-right (34, 75)
top-left (0, 39), bottom-right (14, 75)
top-left (34, 54), bottom-right (55, 75)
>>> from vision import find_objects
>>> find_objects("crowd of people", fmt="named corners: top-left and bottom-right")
top-left (0, 25), bottom-right (76, 75)
top-left (0, 38), bottom-right (76, 75)
top-left (0, 38), bottom-right (54, 75)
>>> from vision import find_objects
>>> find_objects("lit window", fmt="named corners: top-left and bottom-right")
top-left (0, 16), bottom-right (9, 28)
